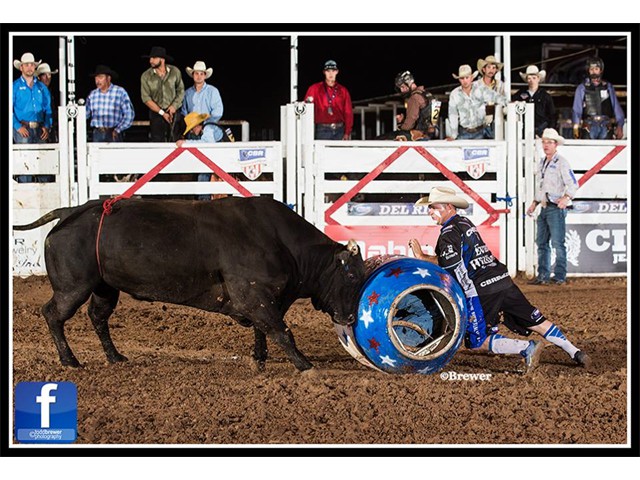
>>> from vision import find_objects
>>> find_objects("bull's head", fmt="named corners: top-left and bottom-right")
top-left (324, 239), bottom-right (366, 326)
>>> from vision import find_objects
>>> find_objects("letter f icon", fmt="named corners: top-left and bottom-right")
top-left (36, 383), bottom-right (58, 428)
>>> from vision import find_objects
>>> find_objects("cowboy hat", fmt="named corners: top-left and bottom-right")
top-left (541, 128), bottom-right (564, 145)
top-left (14, 52), bottom-right (42, 70)
top-left (415, 186), bottom-right (469, 209)
top-left (183, 112), bottom-right (210, 135)
top-left (477, 55), bottom-right (504, 72)
top-left (36, 63), bottom-right (59, 76)
top-left (186, 61), bottom-right (213, 79)
top-left (452, 65), bottom-right (478, 80)
top-left (90, 64), bottom-right (119, 81)
top-left (143, 46), bottom-right (174, 63)
top-left (519, 65), bottom-right (546, 82)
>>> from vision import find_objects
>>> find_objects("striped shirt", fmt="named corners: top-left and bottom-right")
top-left (86, 84), bottom-right (135, 133)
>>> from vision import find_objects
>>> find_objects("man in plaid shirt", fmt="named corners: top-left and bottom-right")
top-left (86, 65), bottom-right (135, 142)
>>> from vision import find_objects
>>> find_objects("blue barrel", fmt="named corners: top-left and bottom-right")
top-left (336, 256), bottom-right (468, 374)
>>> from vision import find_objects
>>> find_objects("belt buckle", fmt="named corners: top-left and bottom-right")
top-left (28, 121), bottom-right (39, 128)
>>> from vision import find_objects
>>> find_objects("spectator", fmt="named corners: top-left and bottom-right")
top-left (141, 46), bottom-right (185, 142)
top-left (572, 57), bottom-right (625, 139)
top-left (181, 60), bottom-right (225, 194)
top-left (526, 128), bottom-right (578, 286)
top-left (446, 64), bottom-right (506, 140)
top-left (304, 60), bottom-right (353, 140)
top-left (409, 185), bottom-right (589, 372)
top-left (13, 52), bottom-right (53, 183)
top-left (390, 70), bottom-right (440, 141)
top-left (176, 112), bottom-right (209, 147)
top-left (86, 65), bottom-right (135, 142)
top-left (476, 55), bottom-right (506, 138)
top-left (513, 65), bottom-right (556, 137)
top-left (36, 62), bottom-right (59, 143)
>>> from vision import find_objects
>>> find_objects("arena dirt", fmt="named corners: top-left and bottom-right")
top-left (11, 275), bottom-right (627, 446)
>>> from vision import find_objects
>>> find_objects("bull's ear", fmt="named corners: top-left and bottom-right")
top-left (346, 239), bottom-right (360, 256)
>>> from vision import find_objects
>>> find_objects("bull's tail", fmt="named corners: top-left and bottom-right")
top-left (13, 200), bottom-right (102, 231)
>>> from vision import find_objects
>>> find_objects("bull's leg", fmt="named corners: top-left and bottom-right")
top-left (266, 324), bottom-right (313, 371)
top-left (87, 286), bottom-right (127, 363)
top-left (42, 291), bottom-right (92, 367)
top-left (251, 327), bottom-right (268, 371)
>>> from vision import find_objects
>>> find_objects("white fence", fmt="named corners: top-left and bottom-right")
top-left (12, 103), bottom-right (628, 278)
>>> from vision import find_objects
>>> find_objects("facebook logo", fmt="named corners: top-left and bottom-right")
top-left (15, 382), bottom-right (77, 443)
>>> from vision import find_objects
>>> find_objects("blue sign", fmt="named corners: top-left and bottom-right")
top-left (239, 148), bottom-right (266, 162)
top-left (15, 382), bottom-right (77, 443)
top-left (463, 148), bottom-right (489, 161)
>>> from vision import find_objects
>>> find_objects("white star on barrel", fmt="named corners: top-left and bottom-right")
top-left (360, 308), bottom-right (374, 328)
top-left (380, 355), bottom-right (397, 367)
top-left (413, 267), bottom-right (431, 278)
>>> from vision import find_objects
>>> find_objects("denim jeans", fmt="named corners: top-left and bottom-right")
top-left (91, 129), bottom-right (123, 142)
top-left (315, 124), bottom-right (344, 140)
top-left (584, 118), bottom-right (612, 139)
top-left (536, 203), bottom-right (568, 282)
top-left (457, 127), bottom-right (484, 140)
top-left (13, 128), bottom-right (55, 182)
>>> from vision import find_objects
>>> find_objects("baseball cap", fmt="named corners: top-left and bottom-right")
top-left (324, 60), bottom-right (338, 70)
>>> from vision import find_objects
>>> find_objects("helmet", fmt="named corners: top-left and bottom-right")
top-left (394, 70), bottom-right (414, 91)
top-left (586, 56), bottom-right (604, 72)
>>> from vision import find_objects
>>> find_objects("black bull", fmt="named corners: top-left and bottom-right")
top-left (13, 197), bottom-right (366, 371)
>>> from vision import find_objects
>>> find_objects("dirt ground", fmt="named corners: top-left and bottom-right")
top-left (11, 275), bottom-right (627, 446)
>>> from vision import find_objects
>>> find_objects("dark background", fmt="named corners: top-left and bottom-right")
top-left (7, 27), bottom-right (629, 140)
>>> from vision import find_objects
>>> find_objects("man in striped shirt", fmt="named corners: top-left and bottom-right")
top-left (86, 65), bottom-right (135, 142)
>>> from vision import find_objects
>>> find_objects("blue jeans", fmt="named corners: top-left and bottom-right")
top-left (584, 118), bottom-right (612, 139)
top-left (536, 203), bottom-right (568, 282)
top-left (13, 128), bottom-right (55, 182)
top-left (91, 129), bottom-right (123, 142)
top-left (457, 127), bottom-right (484, 140)
top-left (315, 124), bottom-right (344, 140)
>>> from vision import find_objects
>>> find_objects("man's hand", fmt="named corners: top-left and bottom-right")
top-left (526, 201), bottom-right (538, 216)
top-left (614, 125), bottom-right (623, 139)
top-left (395, 113), bottom-right (405, 125)
top-left (40, 127), bottom-right (49, 141)
top-left (17, 126), bottom-right (30, 138)
top-left (557, 196), bottom-right (571, 210)
top-left (176, 139), bottom-right (186, 148)
top-left (111, 130), bottom-right (119, 141)
top-left (573, 124), bottom-right (581, 139)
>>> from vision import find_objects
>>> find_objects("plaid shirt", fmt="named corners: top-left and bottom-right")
top-left (86, 84), bottom-right (135, 133)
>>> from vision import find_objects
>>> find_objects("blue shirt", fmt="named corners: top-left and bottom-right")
top-left (182, 83), bottom-right (224, 142)
top-left (572, 80), bottom-right (625, 127)
top-left (13, 76), bottom-right (52, 130)
top-left (86, 83), bottom-right (135, 133)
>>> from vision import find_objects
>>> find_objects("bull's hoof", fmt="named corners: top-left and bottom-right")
top-left (251, 359), bottom-right (266, 373)
top-left (107, 353), bottom-right (129, 363)
top-left (299, 367), bottom-right (319, 378)
top-left (61, 357), bottom-right (81, 368)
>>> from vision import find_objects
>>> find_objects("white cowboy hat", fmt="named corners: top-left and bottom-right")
top-left (36, 63), bottom-right (59, 76)
top-left (452, 64), bottom-right (478, 80)
top-left (519, 65), bottom-right (546, 82)
top-left (477, 55), bottom-right (504, 72)
top-left (14, 52), bottom-right (42, 70)
top-left (186, 61), bottom-right (213, 79)
top-left (541, 128), bottom-right (565, 146)
top-left (415, 186), bottom-right (469, 209)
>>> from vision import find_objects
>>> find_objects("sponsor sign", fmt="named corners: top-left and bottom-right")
top-left (555, 223), bottom-right (627, 273)
top-left (570, 201), bottom-right (627, 214)
top-left (463, 148), bottom-right (490, 180)
top-left (238, 148), bottom-right (268, 180)
top-left (325, 225), bottom-right (501, 260)
top-left (347, 203), bottom-right (474, 216)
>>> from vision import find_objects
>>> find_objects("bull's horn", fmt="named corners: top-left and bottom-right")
top-left (346, 239), bottom-right (359, 256)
